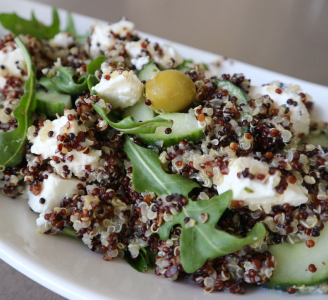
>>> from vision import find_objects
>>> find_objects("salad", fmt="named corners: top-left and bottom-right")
top-left (0, 8), bottom-right (328, 296)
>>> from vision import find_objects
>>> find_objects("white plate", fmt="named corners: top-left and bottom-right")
top-left (1, 1), bottom-right (328, 299)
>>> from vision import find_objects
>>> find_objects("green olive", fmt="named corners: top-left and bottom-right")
top-left (145, 70), bottom-right (196, 113)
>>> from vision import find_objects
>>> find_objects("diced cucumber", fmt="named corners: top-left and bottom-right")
top-left (36, 90), bottom-right (72, 117)
top-left (123, 97), bottom-right (156, 122)
top-left (300, 132), bottom-right (328, 148)
top-left (266, 224), bottom-right (328, 290)
top-left (137, 62), bottom-right (160, 82)
top-left (215, 80), bottom-right (250, 105)
top-left (137, 113), bottom-right (203, 147)
top-left (214, 79), bottom-right (250, 135)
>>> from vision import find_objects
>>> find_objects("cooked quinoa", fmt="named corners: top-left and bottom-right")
top-left (1, 12), bottom-right (328, 296)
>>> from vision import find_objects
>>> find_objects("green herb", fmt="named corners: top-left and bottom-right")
top-left (93, 104), bottom-right (173, 135)
top-left (244, 187), bottom-right (254, 193)
top-left (87, 56), bottom-right (107, 75)
top-left (39, 67), bottom-right (88, 96)
top-left (124, 137), bottom-right (199, 196)
top-left (124, 247), bottom-right (156, 272)
top-left (0, 37), bottom-right (36, 167)
top-left (87, 75), bottom-right (98, 95)
top-left (0, 8), bottom-right (60, 39)
top-left (159, 191), bottom-right (266, 273)
top-left (65, 12), bottom-right (77, 37)
top-left (124, 138), bottom-right (266, 273)
top-left (40, 56), bottom-right (108, 96)
top-left (62, 226), bottom-right (78, 238)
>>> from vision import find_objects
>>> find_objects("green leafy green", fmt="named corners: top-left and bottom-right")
top-left (93, 104), bottom-right (173, 135)
top-left (124, 138), bottom-right (266, 273)
top-left (0, 8), bottom-right (60, 39)
top-left (39, 67), bottom-right (88, 96)
top-left (62, 226), bottom-right (77, 238)
top-left (159, 191), bottom-right (266, 273)
top-left (124, 247), bottom-right (156, 272)
top-left (65, 12), bottom-right (77, 37)
top-left (0, 37), bottom-right (36, 167)
top-left (87, 56), bottom-right (107, 75)
top-left (87, 75), bottom-right (98, 95)
top-left (124, 137), bottom-right (199, 196)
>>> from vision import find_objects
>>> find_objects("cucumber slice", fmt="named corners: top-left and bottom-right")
top-left (36, 90), bottom-right (72, 117)
top-left (137, 113), bottom-right (203, 147)
top-left (123, 97), bottom-right (156, 122)
top-left (137, 62), bottom-right (160, 82)
top-left (300, 132), bottom-right (328, 148)
top-left (266, 224), bottom-right (328, 290)
top-left (215, 80), bottom-right (250, 105)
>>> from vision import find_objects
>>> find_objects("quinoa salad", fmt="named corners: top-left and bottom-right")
top-left (0, 8), bottom-right (328, 296)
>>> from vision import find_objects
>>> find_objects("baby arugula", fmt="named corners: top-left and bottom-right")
top-left (0, 37), bottom-right (36, 167)
top-left (92, 104), bottom-right (173, 135)
top-left (39, 67), bottom-right (88, 96)
top-left (124, 137), bottom-right (266, 273)
top-left (39, 56), bottom-right (106, 96)
top-left (0, 8), bottom-right (60, 40)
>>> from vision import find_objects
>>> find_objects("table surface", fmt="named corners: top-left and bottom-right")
top-left (1, 0), bottom-right (328, 299)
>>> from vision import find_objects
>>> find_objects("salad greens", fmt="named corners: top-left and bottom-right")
top-left (39, 67), bottom-right (89, 96)
top-left (124, 246), bottom-right (156, 272)
top-left (124, 137), bottom-right (266, 273)
top-left (93, 104), bottom-right (173, 135)
top-left (159, 191), bottom-right (266, 273)
top-left (0, 37), bottom-right (36, 167)
top-left (0, 8), bottom-right (60, 39)
top-left (124, 136), bottom-right (199, 197)
top-left (40, 56), bottom-right (108, 96)
top-left (87, 56), bottom-right (107, 75)
top-left (65, 12), bottom-right (77, 37)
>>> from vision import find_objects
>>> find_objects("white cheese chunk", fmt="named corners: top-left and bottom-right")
top-left (249, 83), bottom-right (310, 138)
top-left (28, 173), bottom-right (84, 213)
top-left (92, 69), bottom-right (143, 108)
top-left (125, 40), bottom-right (152, 70)
top-left (28, 112), bottom-right (102, 180)
top-left (153, 45), bottom-right (183, 69)
top-left (0, 44), bottom-right (27, 78)
top-left (50, 32), bottom-right (74, 48)
top-left (0, 76), bottom-right (6, 89)
top-left (89, 19), bottom-right (135, 58)
top-left (216, 157), bottom-right (308, 213)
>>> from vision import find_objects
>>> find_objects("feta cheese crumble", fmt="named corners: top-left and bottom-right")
top-left (249, 82), bottom-right (310, 138)
top-left (92, 65), bottom-right (144, 108)
top-left (28, 109), bottom-right (102, 181)
top-left (50, 32), bottom-right (75, 48)
top-left (28, 173), bottom-right (84, 213)
top-left (89, 19), bottom-right (135, 58)
top-left (216, 157), bottom-right (308, 213)
top-left (0, 43), bottom-right (27, 81)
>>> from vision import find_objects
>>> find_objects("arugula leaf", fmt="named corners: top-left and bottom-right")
top-left (93, 104), bottom-right (173, 135)
top-left (0, 8), bottom-right (60, 39)
top-left (39, 67), bottom-right (88, 96)
top-left (159, 191), bottom-right (266, 273)
top-left (0, 37), bottom-right (36, 167)
top-left (87, 56), bottom-right (107, 75)
top-left (124, 246), bottom-right (156, 272)
top-left (124, 138), bottom-right (266, 273)
top-left (87, 75), bottom-right (98, 95)
top-left (65, 12), bottom-right (77, 37)
top-left (124, 137), bottom-right (199, 196)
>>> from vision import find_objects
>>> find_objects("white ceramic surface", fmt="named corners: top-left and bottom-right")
top-left (1, 1), bottom-right (328, 299)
